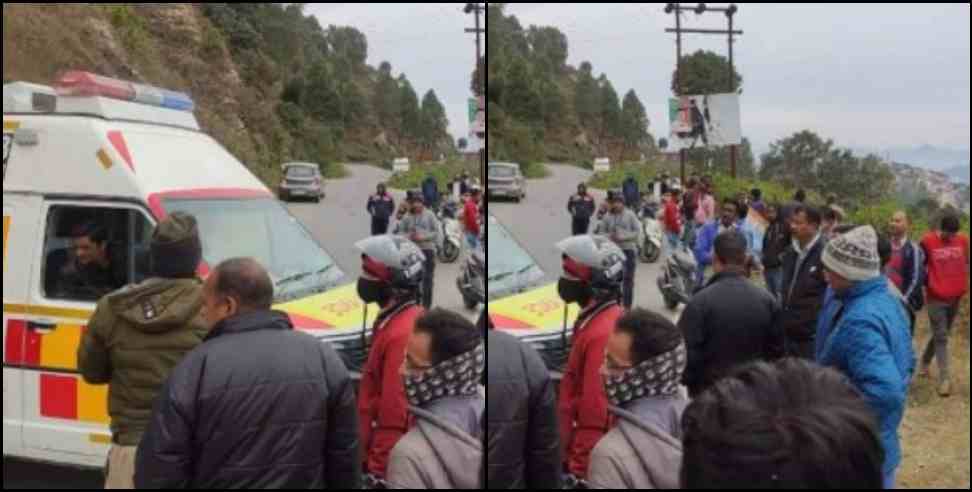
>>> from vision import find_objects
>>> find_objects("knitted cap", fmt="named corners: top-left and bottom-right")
top-left (822, 225), bottom-right (881, 282)
top-left (151, 212), bottom-right (202, 279)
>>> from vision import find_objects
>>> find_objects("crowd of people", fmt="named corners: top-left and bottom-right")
top-left (491, 173), bottom-right (970, 490)
top-left (366, 171), bottom-right (484, 308)
top-left (71, 174), bottom-right (487, 489)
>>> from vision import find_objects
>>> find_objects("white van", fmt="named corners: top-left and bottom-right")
top-left (3, 72), bottom-right (375, 469)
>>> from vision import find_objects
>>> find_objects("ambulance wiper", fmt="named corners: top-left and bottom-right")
top-left (489, 265), bottom-right (535, 283)
top-left (275, 265), bottom-right (336, 291)
top-left (488, 272), bottom-right (514, 282)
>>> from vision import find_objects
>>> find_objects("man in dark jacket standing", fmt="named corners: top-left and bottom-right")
top-left (622, 174), bottom-right (640, 210)
top-left (886, 211), bottom-right (925, 313)
top-left (567, 183), bottom-right (596, 236)
top-left (679, 231), bottom-right (781, 397)
top-left (487, 331), bottom-right (562, 490)
top-left (367, 183), bottom-right (396, 236)
top-left (780, 205), bottom-right (827, 360)
top-left (134, 258), bottom-right (360, 489)
top-left (761, 204), bottom-right (789, 301)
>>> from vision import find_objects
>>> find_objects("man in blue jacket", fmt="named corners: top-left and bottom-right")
top-left (693, 200), bottom-right (741, 289)
top-left (815, 225), bottom-right (915, 490)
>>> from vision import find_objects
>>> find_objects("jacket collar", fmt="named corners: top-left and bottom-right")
top-left (793, 233), bottom-right (822, 257)
top-left (703, 269), bottom-right (746, 289)
top-left (375, 300), bottom-right (418, 332)
top-left (206, 310), bottom-right (293, 341)
top-left (575, 299), bottom-right (618, 332)
top-left (834, 275), bottom-right (887, 302)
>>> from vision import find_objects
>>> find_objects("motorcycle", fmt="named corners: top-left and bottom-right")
top-left (656, 244), bottom-right (699, 311)
top-left (456, 247), bottom-right (486, 310)
top-left (437, 199), bottom-right (463, 263)
top-left (638, 201), bottom-right (663, 264)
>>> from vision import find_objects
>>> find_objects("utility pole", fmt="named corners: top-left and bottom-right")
top-left (664, 3), bottom-right (742, 181)
top-left (465, 3), bottom-right (486, 181)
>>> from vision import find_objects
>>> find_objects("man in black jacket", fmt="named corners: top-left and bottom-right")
top-left (486, 330), bottom-right (562, 490)
top-left (134, 258), bottom-right (360, 489)
top-left (780, 206), bottom-right (828, 360)
top-left (679, 231), bottom-right (781, 397)
top-left (367, 183), bottom-right (396, 236)
top-left (762, 204), bottom-right (789, 301)
top-left (567, 183), bottom-right (596, 236)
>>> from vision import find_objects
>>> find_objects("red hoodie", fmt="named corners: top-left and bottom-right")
top-left (464, 197), bottom-right (480, 235)
top-left (921, 232), bottom-right (970, 303)
top-left (558, 301), bottom-right (624, 479)
top-left (663, 197), bottom-right (682, 235)
top-left (358, 302), bottom-right (424, 477)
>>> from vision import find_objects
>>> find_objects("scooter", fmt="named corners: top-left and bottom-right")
top-left (639, 202), bottom-right (663, 264)
top-left (657, 244), bottom-right (699, 311)
top-left (437, 199), bottom-right (463, 263)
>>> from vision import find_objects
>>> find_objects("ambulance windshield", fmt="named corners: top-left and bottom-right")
top-left (163, 197), bottom-right (345, 302)
top-left (487, 217), bottom-right (542, 282)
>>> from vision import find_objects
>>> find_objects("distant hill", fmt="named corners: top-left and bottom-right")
top-left (853, 145), bottom-right (970, 177)
top-left (943, 165), bottom-right (970, 184)
top-left (890, 162), bottom-right (970, 213)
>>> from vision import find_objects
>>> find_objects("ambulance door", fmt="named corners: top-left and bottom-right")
top-left (2, 193), bottom-right (42, 458)
top-left (21, 198), bottom-right (154, 467)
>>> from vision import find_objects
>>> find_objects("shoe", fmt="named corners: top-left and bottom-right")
top-left (919, 365), bottom-right (931, 379)
top-left (937, 379), bottom-right (952, 398)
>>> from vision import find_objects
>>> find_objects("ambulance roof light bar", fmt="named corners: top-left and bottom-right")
top-left (55, 71), bottom-right (195, 113)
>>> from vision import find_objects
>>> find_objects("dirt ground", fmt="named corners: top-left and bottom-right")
top-left (898, 295), bottom-right (971, 489)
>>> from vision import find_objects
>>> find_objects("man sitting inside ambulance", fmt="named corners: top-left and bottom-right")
top-left (55, 222), bottom-right (124, 301)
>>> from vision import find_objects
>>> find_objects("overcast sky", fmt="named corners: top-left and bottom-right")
top-left (504, 3), bottom-right (971, 157)
top-left (305, 3), bottom-right (481, 147)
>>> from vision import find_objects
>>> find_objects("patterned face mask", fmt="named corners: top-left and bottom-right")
top-left (403, 343), bottom-right (485, 407)
top-left (603, 344), bottom-right (687, 407)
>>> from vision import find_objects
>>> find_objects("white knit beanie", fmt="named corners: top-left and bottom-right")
top-left (822, 225), bottom-right (882, 282)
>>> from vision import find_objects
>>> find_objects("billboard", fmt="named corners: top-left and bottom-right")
top-left (668, 93), bottom-right (741, 151)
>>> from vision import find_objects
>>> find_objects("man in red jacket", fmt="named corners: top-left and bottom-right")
top-left (354, 236), bottom-right (427, 480)
top-left (663, 189), bottom-right (684, 251)
top-left (464, 186), bottom-right (482, 251)
top-left (919, 214), bottom-right (970, 398)
top-left (555, 235), bottom-right (627, 480)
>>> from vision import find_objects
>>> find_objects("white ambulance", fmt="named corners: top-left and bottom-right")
top-left (3, 72), bottom-right (375, 469)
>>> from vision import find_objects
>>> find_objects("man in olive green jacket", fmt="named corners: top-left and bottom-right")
top-left (78, 212), bottom-right (208, 489)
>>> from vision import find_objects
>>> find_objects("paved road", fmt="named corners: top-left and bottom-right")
top-left (489, 164), bottom-right (675, 317)
top-left (287, 164), bottom-right (479, 321)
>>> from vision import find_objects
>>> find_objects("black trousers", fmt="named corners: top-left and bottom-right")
top-left (572, 219), bottom-right (590, 236)
top-left (622, 249), bottom-right (637, 309)
top-left (371, 218), bottom-right (390, 236)
top-left (421, 250), bottom-right (436, 308)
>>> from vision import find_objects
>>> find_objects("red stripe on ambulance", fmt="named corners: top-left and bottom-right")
top-left (40, 374), bottom-right (78, 420)
top-left (5, 320), bottom-right (42, 365)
